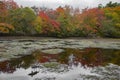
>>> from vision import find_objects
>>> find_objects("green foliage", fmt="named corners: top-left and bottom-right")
top-left (55, 6), bottom-right (78, 37)
top-left (106, 1), bottom-right (120, 7)
top-left (8, 7), bottom-right (36, 35)
top-left (99, 20), bottom-right (120, 38)
top-left (56, 14), bottom-right (70, 37)
top-left (101, 6), bottom-right (120, 38)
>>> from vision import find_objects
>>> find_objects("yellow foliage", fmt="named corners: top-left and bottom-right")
top-left (0, 23), bottom-right (14, 33)
top-left (116, 23), bottom-right (120, 28)
top-left (33, 16), bottom-right (42, 33)
top-left (0, 26), bottom-right (9, 33)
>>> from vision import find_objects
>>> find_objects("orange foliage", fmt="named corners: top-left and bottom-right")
top-left (78, 8), bottom-right (105, 34)
top-left (0, 23), bottom-right (14, 33)
top-left (56, 6), bottom-right (64, 13)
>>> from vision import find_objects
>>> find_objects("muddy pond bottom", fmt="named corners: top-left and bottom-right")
top-left (0, 47), bottom-right (120, 80)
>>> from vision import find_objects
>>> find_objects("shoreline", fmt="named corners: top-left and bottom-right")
top-left (0, 36), bottom-right (120, 41)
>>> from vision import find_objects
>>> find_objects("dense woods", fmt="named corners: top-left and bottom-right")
top-left (0, 0), bottom-right (120, 38)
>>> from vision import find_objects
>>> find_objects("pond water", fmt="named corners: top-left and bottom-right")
top-left (0, 39), bottom-right (120, 80)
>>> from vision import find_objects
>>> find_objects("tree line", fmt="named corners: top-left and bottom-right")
top-left (0, 0), bottom-right (120, 38)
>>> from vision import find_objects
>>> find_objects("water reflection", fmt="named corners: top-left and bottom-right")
top-left (0, 48), bottom-right (120, 79)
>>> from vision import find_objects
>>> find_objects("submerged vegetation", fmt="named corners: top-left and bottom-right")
top-left (0, 0), bottom-right (120, 38)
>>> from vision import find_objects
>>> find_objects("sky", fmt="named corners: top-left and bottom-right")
top-left (14, 0), bottom-right (120, 9)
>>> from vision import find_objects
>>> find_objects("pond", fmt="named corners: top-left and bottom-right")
top-left (0, 39), bottom-right (120, 80)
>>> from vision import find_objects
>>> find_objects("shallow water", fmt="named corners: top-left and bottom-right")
top-left (0, 39), bottom-right (120, 80)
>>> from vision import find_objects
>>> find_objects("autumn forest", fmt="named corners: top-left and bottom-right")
top-left (0, 0), bottom-right (120, 38)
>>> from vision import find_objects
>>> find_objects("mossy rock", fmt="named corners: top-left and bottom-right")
top-left (41, 49), bottom-right (64, 54)
top-left (43, 62), bottom-right (59, 68)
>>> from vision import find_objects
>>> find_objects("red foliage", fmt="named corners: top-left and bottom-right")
top-left (0, 61), bottom-right (15, 73)
top-left (6, 0), bottom-right (19, 9)
top-left (0, 0), bottom-right (19, 19)
top-left (38, 11), bottom-right (60, 29)
top-left (38, 54), bottom-right (59, 63)
top-left (50, 20), bottom-right (60, 29)
top-left (3, 0), bottom-right (19, 9)
top-left (0, 1), bottom-right (8, 17)
top-left (38, 11), bottom-right (50, 21)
